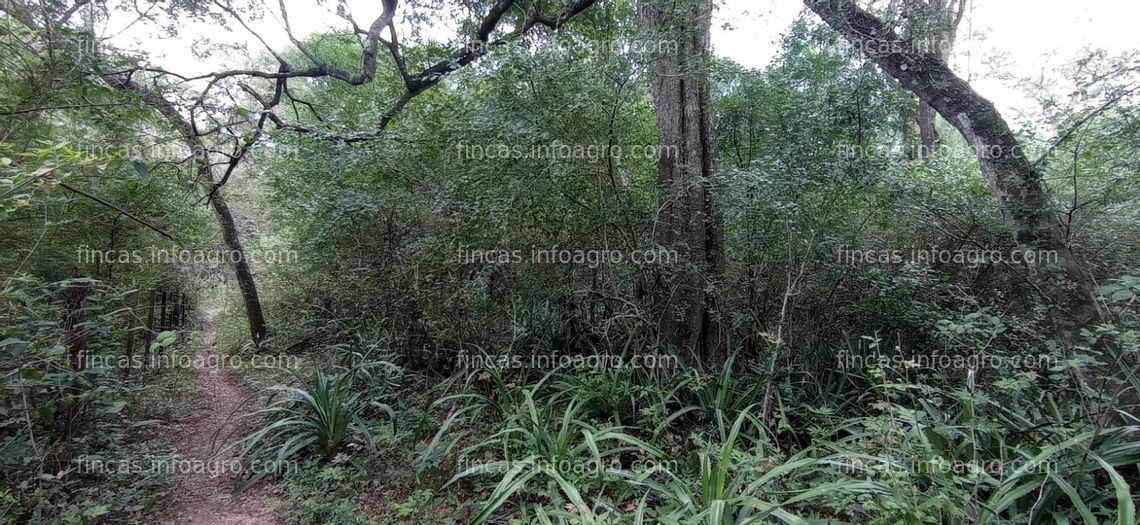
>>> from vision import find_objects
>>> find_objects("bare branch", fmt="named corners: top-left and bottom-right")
top-left (243, 0), bottom-right (598, 142)
top-left (1033, 84), bottom-right (1140, 170)
top-left (58, 182), bottom-right (175, 241)
top-left (0, 102), bottom-right (132, 116)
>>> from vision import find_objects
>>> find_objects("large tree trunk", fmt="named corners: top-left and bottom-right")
top-left (638, 0), bottom-right (724, 361)
top-left (805, 0), bottom-right (1103, 328)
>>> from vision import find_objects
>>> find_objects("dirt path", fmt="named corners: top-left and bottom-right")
top-left (164, 310), bottom-right (281, 525)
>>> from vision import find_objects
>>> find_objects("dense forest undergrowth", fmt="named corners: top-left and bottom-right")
top-left (2, 0), bottom-right (1139, 523)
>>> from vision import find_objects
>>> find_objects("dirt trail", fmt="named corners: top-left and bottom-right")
top-left (164, 310), bottom-right (281, 525)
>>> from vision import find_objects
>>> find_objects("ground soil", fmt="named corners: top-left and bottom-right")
top-left (161, 310), bottom-right (282, 525)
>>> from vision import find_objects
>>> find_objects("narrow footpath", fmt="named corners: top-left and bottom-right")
top-left (164, 310), bottom-right (281, 525)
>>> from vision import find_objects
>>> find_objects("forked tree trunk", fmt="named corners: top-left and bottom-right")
top-left (638, 0), bottom-right (725, 361)
top-left (908, 0), bottom-right (967, 158)
top-left (103, 75), bottom-right (268, 342)
top-left (806, 0), bottom-right (1103, 327)
top-left (916, 101), bottom-right (940, 157)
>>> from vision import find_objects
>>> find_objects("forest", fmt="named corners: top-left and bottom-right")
top-left (1, 0), bottom-right (1139, 523)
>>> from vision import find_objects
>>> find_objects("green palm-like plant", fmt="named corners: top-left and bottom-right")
top-left (816, 373), bottom-right (1140, 525)
top-left (644, 406), bottom-right (883, 525)
top-left (674, 353), bottom-right (768, 441)
top-left (236, 367), bottom-right (379, 489)
top-left (441, 388), bottom-right (668, 525)
top-left (419, 364), bottom-right (547, 467)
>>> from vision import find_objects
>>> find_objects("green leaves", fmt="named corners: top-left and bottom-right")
top-left (1098, 276), bottom-right (1140, 304)
top-left (237, 357), bottom-right (398, 492)
top-left (148, 330), bottom-right (178, 353)
top-left (0, 338), bottom-right (28, 356)
top-left (130, 160), bottom-right (149, 179)
top-left (1094, 456), bottom-right (1136, 525)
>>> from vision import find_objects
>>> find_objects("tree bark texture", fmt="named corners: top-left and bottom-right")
top-left (638, 0), bottom-right (725, 361)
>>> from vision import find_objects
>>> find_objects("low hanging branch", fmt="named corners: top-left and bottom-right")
top-left (57, 181), bottom-right (175, 241)
top-left (0, 102), bottom-right (133, 116)
top-left (98, 72), bottom-right (270, 342)
top-left (119, 0), bottom-right (601, 144)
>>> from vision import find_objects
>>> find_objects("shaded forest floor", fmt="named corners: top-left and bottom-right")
top-left (155, 310), bottom-right (282, 525)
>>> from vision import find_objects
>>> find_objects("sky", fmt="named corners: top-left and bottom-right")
top-left (712, 0), bottom-right (1140, 71)
top-left (103, 0), bottom-right (1140, 119)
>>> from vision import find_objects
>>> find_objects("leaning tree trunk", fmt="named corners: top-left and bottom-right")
top-left (200, 164), bottom-right (267, 341)
top-left (103, 75), bottom-right (268, 342)
top-left (638, 0), bottom-right (724, 362)
top-left (805, 0), bottom-right (1103, 328)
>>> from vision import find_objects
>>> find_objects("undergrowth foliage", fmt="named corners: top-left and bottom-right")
top-left (237, 350), bottom-right (400, 487)
top-left (390, 325), bottom-right (1137, 524)
top-left (1, 2), bottom-right (1138, 524)
top-left (234, 20), bottom-right (1140, 523)
top-left (1, 276), bottom-right (189, 523)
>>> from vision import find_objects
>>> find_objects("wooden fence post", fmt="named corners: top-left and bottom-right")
top-left (124, 289), bottom-right (139, 377)
top-left (182, 292), bottom-right (191, 326)
top-left (159, 290), bottom-right (169, 331)
top-left (63, 283), bottom-right (91, 370)
top-left (143, 290), bottom-right (157, 365)
top-left (58, 281), bottom-right (91, 440)
top-left (174, 292), bottom-right (183, 327)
